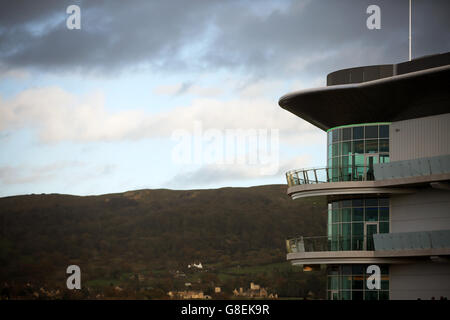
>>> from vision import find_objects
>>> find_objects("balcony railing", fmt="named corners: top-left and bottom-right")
top-left (286, 165), bottom-right (373, 187)
top-left (286, 235), bottom-right (376, 253)
top-left (374, 230), bottom-right (450, 251)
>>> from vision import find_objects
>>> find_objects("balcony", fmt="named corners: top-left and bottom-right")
top-left (286, 165), bottom-right (372, 187)
top-left (285, 155), bottom-right (450, 199)
top-left (286, 231), bottom-right (450, 266)
top-left (286, 235), bottom-right (376, 254)
top-left (374, 230), bottom-right (450, 251)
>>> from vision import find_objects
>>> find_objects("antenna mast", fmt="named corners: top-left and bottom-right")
top-left (409, 0), bottom-right (412, 61)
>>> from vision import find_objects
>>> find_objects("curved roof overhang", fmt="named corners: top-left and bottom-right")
top-left (279, 65), bottom-right (450, 131)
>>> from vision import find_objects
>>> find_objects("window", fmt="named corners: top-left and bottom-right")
top-left (342, 209), bottom-right (351, 222)
top-left (332, 209), bottom-right (340, 223)
top-left (379, 222), bottom-right (389, 233)
top-left (365, 125), bottom-right (378, 138)
top-left (332, 143), bottom-right (339, 157)
top-left (342, 200), bottom-right (352, 208)
top-left (327, 124), bottom-right (390, 182)
top-left (379, 125), bottom-right (389, 138)
top-left (353, 140), bottom-right (364, 154)
top-left (342, 128), bottom-right (352, 141)
top-left (379, 207), bottom-right (389, 221)
top-left (342, 141), bottom-right (352, 155)
top-left (327, 265), bottom-right (389, 300)
top-left (352, 208), bottom-right (363, 222)
top-left (365, 291), bottom-right (379, 300)
top-left (365, 208), bottom-right (378, 221)
top-left (329, 198), bottom-right (390, 251)
top-left (332, 129), bottom-right (340, 143)
top-left (365, 198), bottom-right (378, 207)
top-left (352, 276), bottom-right (363, 290)
top-left (353, 126), bottom-right (364, 140)
top-left (352, 223), bottom-right (363, 235)
top-left (379, 139), bottom-right (389, 152)
top-left (365, 139), bottom-right (378, 153)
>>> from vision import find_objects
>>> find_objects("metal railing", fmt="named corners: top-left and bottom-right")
top-left (286, 165), bottom-right (373, 187)
top-left (286, 235), bottom-right (376, 253)
top-left (374, 230), bottom-right (450, 251)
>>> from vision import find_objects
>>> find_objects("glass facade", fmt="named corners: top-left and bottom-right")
top-left (327, 123), bottom-right (390, 181)
top-left (327, 264), bottom-right (389, 300)
top-left (327, 197), bottom-right (390, 251)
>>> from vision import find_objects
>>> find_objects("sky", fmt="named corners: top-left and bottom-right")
top-left (0, 0), bottom-right (449, 197)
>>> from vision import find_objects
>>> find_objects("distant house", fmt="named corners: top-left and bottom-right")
top-left (188, 262), bottom-right (203, 269)
top-left (233, 283), bottom-right (276, 299)
top-left (168, 290), bottom-right (210, 299)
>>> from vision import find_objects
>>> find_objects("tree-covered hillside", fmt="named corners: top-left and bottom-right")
top-left (0, 185), bottom-right (327, 299)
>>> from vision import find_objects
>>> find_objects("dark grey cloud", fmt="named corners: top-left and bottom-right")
top-left (1, 0), bottom-right (449, 77)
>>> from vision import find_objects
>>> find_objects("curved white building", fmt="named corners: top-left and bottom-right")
top-left (279, 52), bottom-right (450, 300)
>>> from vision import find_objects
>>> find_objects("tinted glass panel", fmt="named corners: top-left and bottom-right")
top-left (342, 223), bottom-right (351, 237)
top-left (379, 125), bottom-right (389, 138)
top-left (332, 129), bottom-right (340, 143)
top-left (342, 128), bottom-right (352, 141)
top-left (379, 139), bottom-right (389, 152)
top-left (342, 200), bottom-right (352, 208)
top-left (342, 291), bottom-right (351, 300)
top-left (379, 207), bottom-right (389, 221)
top-left (379, 222), bottom-right (389, 233)
top-left (342, 209), bottom-right (351, 222)
top-left (352, 265), bottom-right (364, 274)
top-left (365, 125), bottom-right (378, 138)
top-left (365, 139), bottom-right (378, 153)
top-left (352, 208), bottom-right (363, 222)
top-left (365, 291), bottom-right (378, 300)
top-left (352, 277), bottom-right (363, 290)
top-left (342, 265), bottom-right (352, 275)
top-left (353, 154), bottom-right (364, 166)
top-left (352, 291), bottom-right (363, 300)
top-left (353, 127), bottom-right (364, 140)
top-left (332, 143), bottom-right (339, 156)
top-left (365, 198), bottom-right (378, 207)
top-left (352, 223), bottom-right (363, 235)
top-left (342, 141), bottom-right (352, 155)
top-left (379, 291), bottom-right (389, 300)
top-left (365, 208), bottom-right (378, 221)
top-left (332, 209), bottom-right (340, 223)
top-left (353, 140), bottom-right (364, 154)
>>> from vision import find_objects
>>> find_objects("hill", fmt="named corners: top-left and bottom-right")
top-left (0, 185), bottom-right (327, 299)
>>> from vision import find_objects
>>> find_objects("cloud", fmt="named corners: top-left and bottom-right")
top-left (164, 154), bottom-right (312, 188)
top-left (0, 161), bottom-right (84, 185)
top-left (0, 161), bottom-right (118, 187)
top-left (1, 0), bottom-right (448, 77)
top-left (0, 86), bottom-right (322, 144)
top-left (153, 82), bottom-right (223, 97)
top-left (0, 65), bottom-right (30, 80)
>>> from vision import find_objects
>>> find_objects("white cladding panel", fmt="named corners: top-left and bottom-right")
top-left (390, 188), bottom-right (450, 233)
top-left (390, 113), bottom-right (450, 162)
top-left (390, 262), bottom-right (450, 300)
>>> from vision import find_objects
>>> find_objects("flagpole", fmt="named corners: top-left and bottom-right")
top-left (409, 0), bottom-right (412, 61)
